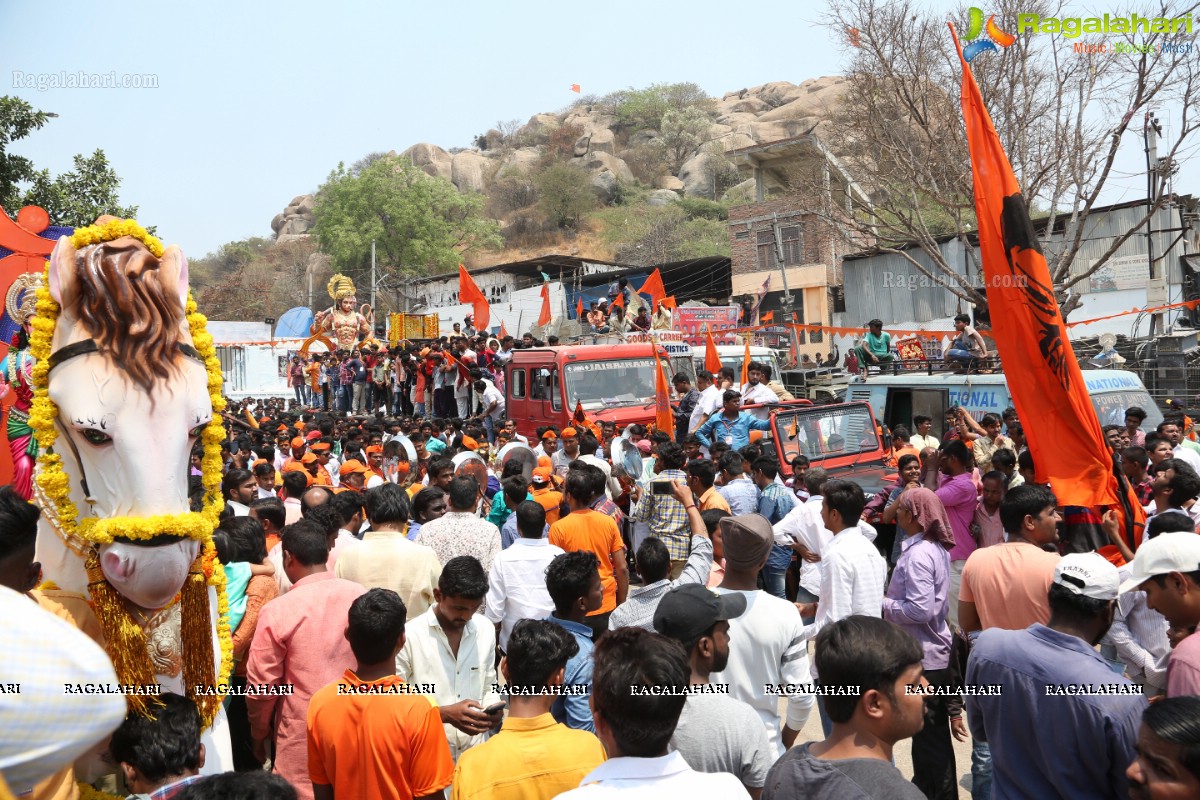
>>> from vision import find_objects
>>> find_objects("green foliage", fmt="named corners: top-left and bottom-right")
top-left (545, 122), bottom-right (585, 160)
top-left (600, 83), bottom-right (715, 133)
top-left (312, 155), bottom-right (502, 279)
top-left (190, 236), bottom-right (321, 320)
top-left (0, 97), bottom-right (52, 212)
top-left (487, 168), bottom-right (539, 217)
top-left (659, 106), bottom-right (712, 172)
top-left (22, 150), bottom-right (138, 227)
top-left (535, 163), bottom-right (595, 228)
top-left (596, 201), bottom-right (729, 266)
top-left (675, 196), bottom-right (729, 221)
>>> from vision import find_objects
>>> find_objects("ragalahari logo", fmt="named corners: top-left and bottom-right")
top-left (963, 6), bottom-right (1016, 61)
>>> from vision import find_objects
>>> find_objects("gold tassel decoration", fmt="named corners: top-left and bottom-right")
top-left (84, 554), bottom-right (157, 719)
top-left (181, 557), bottom-right (219, 728)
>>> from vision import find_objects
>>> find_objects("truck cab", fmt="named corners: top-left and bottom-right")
top-left (765, 400), bottom-right (894, 494)
top-left (504, 344), bottom-right (676, 440)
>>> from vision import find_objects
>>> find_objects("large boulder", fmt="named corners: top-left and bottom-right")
top-left (716, 111), bottom-right (758, 128)
top-left (647, 189), bottom-right (679, 206)
top-left (629, 129), bottom-right (659, 147)
top-left (272, 194), bottom-right (316, 238)
top-left (757, 77), bottom-right (846, 121)
top-left (575, 151), bottom-right (634, 184)
top-left (654, 175), bottom-right (684, 191)
top-left (749, 120), bottom-right (801, 143)
top-left (574, 133), bottom-right (591, 157)
top-left (451, 151), bottom-right (489, 193)
top-left (587, 127), bottom-right (616, 155)
top-left (402, 143), bottom-right (453, 181)
top-left (521, 113), bottom-right (560, 144)
top-left (678, 153), bottom-right (718, 199)
top-left (498, 147), bottom-right (542, 174)
top-left (746, 80), bottom-right (807, 107)
top-left (729, 97), bottom-right (771, 114)
top-left (591, 170), bottom-right (619, 202)
top-left (722, 177), bottom-right (757, 203)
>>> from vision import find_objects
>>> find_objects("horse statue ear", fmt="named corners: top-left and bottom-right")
top-left (158, 245), bottom-right (190, 309)
top-left (48, 235), bottom-right (79, 308)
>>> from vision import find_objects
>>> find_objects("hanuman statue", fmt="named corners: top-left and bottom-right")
top-left (314, 274), bottom-right (373, 351)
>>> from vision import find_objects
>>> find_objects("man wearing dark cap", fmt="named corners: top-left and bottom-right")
top-left (654, 584), bottom-right (774, 797)
top-left (708, 514), bottom-right (814, 760)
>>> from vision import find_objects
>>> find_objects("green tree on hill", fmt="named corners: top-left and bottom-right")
top-left (312, 155), bottom-right (501, 279)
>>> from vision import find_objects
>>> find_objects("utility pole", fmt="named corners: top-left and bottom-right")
top-left (771, 213), bottom-right (800, 363)
top-left (370, 239), bottom-right (377, 311)
top-left (1145, 112), bottom-right (1162, 336)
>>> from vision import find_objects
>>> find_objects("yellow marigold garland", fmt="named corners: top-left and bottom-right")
top-left (29, 219), bottom-right (232, 731)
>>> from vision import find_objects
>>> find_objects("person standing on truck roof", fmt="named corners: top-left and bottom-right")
top-left (631, 307), bottom-right (652, 333)
top-left (695, 390), bottom-right (772, 451)
top-left (760, 364), bottom-right (795, 402)
top-left (652, 302), bottom-right (672, 331)
top-left (944, 313), bottom-right (988, 370)
top-left (853, 319), bottom-right (894, 375)
top-left (739, 362), bottom-right (776, 421)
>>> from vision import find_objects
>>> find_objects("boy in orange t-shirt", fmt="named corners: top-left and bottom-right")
top-left (308, 588), bottom-right (453, 800)
top-left (548, 468), bottom-right (629, 639)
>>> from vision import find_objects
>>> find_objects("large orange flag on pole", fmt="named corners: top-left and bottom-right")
top-left (704, 326), bottom-right (723, 373)
top-left (951, 24), bottom-right (1115, 507)
top-left (576, 296), bottom-right (585, 319)
top-left (537, 281), bottom-right (552, 327)
top-left (457, 264), bottom-right (491, 332)
top-left (637, 268), bottom-right (667, 309)
top-left (652, 345), bottom-right (675, 440)
top-left (740, 337), bottom-right (751, 386)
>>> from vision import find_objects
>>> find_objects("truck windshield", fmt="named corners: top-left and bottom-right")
top-left (1091, 389), bottom-right (1164, 430)
top-left (774, 405), bottom-right (879, 462)
top-left (565, 358), bottom-right (670, 411)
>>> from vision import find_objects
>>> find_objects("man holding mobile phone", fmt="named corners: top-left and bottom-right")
top-left (397, 556), bottom-right (504, 763)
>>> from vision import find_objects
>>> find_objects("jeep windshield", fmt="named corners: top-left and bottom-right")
top-left (565, 358), bottom-right (671, 411)
top-left (774, 404), bottom-right (880, 462)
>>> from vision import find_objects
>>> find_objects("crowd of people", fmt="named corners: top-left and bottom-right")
top-left (6, 327), bottom-right (1200, 800)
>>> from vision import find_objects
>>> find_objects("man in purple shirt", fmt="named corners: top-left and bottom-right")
top-left (923, 438), bottom-right (979, 632)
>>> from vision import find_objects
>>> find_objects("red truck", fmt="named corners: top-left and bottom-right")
top-left (504, 344), bottom-right (682, 439)
top-left (505, 344), bottom-right (894, 493)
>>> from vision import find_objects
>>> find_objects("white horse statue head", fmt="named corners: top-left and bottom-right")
top-left (32, 216), bottom-right (232, 772)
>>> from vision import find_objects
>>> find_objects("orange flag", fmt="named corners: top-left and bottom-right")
top-left (761, 311), bottom-right (775, 323)
top-left (570, 84), bottom-right (581, 93)
top-left (611, 291), bottom-right (625, 310)
top-left (704, 326), bottom-right (723, 373)
top-left (500, 321), bottom-right (509, 338)
top-left (573, 400), bottom-right (602, 439)
top-left (537, 282), bottom-right (552, 327)
top-left (951, 24), bottom-right (1115, 507)
top-left (458, 264), bottom-right (491, 332)
top-left (660, 295), bottom-right (677, 311)
top-left (653, 345), bottom-right (675, 440)
top-left (576, 296), bottom-right (585, 319)
top-left (637, 268), bottom-right (667, 309)
top-left (740, 338), bottom-right (751, 386)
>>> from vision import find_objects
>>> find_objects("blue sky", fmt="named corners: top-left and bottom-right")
top-left (2, 0), bottom-right (1195, 260)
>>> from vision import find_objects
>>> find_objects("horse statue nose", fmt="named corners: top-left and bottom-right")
top-left (101, 548), bottom-right (131, 581)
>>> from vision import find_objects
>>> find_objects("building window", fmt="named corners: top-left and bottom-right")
top-left (780, 226), bottom-right (802, 265)
top-left (735, 230), bottom-right (750, 240)
top-left (831, 286), bottom-right (846, 313)
top-left (756, 230), bottom-right (776, 271)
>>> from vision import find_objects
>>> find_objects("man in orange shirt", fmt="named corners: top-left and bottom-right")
top-left (531, 467), bottom-right (563, 526)
top-left (548, 469), bottom-right (629, 640)
top-left (282, 436), bottom-right (308, 473)
top-left (308, 588), bottom-right (454, 800)
top-left (364, 444), bottom-right (385, 479)
top-left (310, 442), bottom-right (334, 486)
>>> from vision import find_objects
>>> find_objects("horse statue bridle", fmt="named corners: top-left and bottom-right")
top-left (46, 338), bottom-right (205, 507)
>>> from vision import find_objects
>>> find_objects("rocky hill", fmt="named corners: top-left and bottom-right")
top-left (272, 77), bottom-right (849, 263)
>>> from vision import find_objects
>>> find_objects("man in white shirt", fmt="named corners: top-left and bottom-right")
top-left (484, 501), bottom-right (563, 652)
top-left (396, 555), bottom-right (504, 762)
top-left (795, 479), bottom-right (886, 735)
top-left (709, 514), bottom-right (814, 760)
top-left (739, 362), bottom-right (776, 421)
top-left (475, 379), bottom-right (505, 438)
top-left (772, 468), bottom-right (830, 624)
top-left (689, 370), bottom-right (722, 435)
top-left (909, 415), bottom-right (940, 451)
top-left (557, 627), bottom-right (744, 799)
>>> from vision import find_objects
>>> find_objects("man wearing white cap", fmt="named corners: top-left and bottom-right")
top-left (1120, 532), bottom-right (1200, 697)
top-left (966, 552), bottom-right (1147, 800)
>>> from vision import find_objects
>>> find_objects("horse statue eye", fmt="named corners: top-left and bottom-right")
top-left (81, 428), bottom-right (112, 445)
top-left (189, 424), bottom-right (207, 438)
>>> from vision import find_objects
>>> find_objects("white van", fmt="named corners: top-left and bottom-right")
top-left (691, 345), bottom-right (784, 382)
top-left (849, 369), bottom-right (1162, 439)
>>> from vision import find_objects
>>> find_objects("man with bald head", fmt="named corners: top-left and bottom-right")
top-left (301, 486), bottom-right (334, 517)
